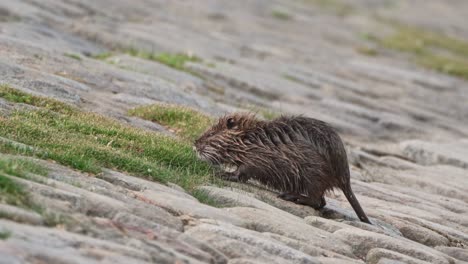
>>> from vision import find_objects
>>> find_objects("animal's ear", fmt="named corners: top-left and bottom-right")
top-left (226, 117), bottom-right (236, 129)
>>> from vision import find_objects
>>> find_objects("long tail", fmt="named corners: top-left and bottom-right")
top-left (342, 184), bottom-right (372, 224)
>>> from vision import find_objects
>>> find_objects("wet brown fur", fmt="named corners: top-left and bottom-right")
top-left (194, 113), bottom-right (371, 224)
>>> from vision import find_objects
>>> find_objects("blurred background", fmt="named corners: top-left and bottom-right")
top-left (1, 0), bottom-right (468, 147)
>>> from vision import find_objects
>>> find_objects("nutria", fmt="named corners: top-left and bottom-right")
top-left (194, 113), bottom-right (371, 224)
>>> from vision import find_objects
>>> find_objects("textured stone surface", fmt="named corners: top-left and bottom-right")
top-left (0, 0), bottom-right (468, 263)
top-left (185, 223), bottom-right (321, 264)
top-left (0, 204), bottom-right (43, 225)
top-left (436, 246), bottom-right (468, 262)
top-left (366, 248), bottom-right (432, 264)
top-left (401, 140), bottom-right (468, 168)
top-left (333, 228), bottom-right (453, 264)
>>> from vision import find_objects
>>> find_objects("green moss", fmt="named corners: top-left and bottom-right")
top-left (0, 230), bottom-right (11, 240)
top-left (129, 104), bottom-right (213, 142)
top-left (205, 62), bottom-right (216, 68)
top-left (154, 52), bottom-right (201, 70)
top-left (0, 86), bottom-right (213, 191)
top-left (305, 0), bottom-right (354, 17)
top-left (125, 49), bottom-right (202, 71)
top-left (355, 46), bottom-right (378, 56)
top-left (64, 53), bottom-right (82, 61)
top-left (369, 25), bottom-right (468, 79)
top-left (271, 10), bottom-right (292, 20)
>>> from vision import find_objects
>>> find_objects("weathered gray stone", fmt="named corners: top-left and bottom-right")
top-left (305, 216), bottom-right (351, 233)
top-left (226, 207), bottom-right (355, 257)
top-left (198, 185), bottom-right (313, 222)
top-left (316, 257), bottom-right (364, 264)
top-left (185, 223), bottom-right (321, 264)
top-left (436, 247), bottom-right (468, 262)
top-left (366, 248), bottom-right (432, 264)
top-left (401, 140), bottom-right (468, 168)
top-left (99, 169), bottom-right (196, 200)
top-left (389, 212), bottom-right (468, 245)
top-left (386, 218), bottom-right (449, 247)
top-left (261, 232), bottom-right (359, 262)
top-left (0, 219), bottom-right (152, 263)
top-left (0, 204), bottom-right (43, 225)
top-left (178, 233), bottom-right (229, 264)
top-left (227, 259), bottom-right (271, 264)
top-left (333, 228), bottom-right (453, 264)
top-left (132, 187), bottom-right (246, 226)
top-left (376, 259), bottom-right (406, 264)
top-left (214, 183), bottom-right (320, 218)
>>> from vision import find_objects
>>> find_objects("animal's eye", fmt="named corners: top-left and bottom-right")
top-left (226, 118), bottom-right (236, 129)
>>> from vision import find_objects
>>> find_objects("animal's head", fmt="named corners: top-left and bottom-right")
top-left (194, 113), bottom-right (260, 165)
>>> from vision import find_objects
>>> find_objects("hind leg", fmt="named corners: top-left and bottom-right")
top-left (278, 193), bottom-right (326, 209)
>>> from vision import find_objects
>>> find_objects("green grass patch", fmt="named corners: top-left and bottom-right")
top-left (192, 189), bottom-right (223, 208)
top-left (0, 156), bottom-right (48, 209)
top-left (129, 104), bottom-right (213, 142)
top-left (0, 85), bottom-right (213, 191)
top-left (0, 84), bottom-right (75, 114)
top-left (271, 9), bottom-right (292, 20)
top-left (92, 49), bottom-right (203, 75)
top-left (0, 156), bottom-right (48, 178)
top-left (368, 25), bottom-right (468, 79)
top-left (64, 53), bottom-right (82, 61)
top-left (0, 174), bottom-right (29, 208)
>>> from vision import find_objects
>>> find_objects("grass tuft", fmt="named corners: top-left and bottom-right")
top-left (91, 52), bottom-right (113, 60)
top-left (192, 189), bottom-right (223, 208)
top-left (367, 25), bottom-right (468, 79)
top-left (0, 156), bottom-right (48, 209)
top-left (64, 53), bottom-right (82, 61)
top-left (92, 49), bottom-right (202, 73)
top-left (129, 104), bottom-right (213, 142)
top-left (0, 84), bottom-right (76, 114)
top-left (0, 174), bottom-right (29, 208)
top-left (0, 85), bottom-right (213, 191)
top-left (0, 156), bottom-right (48, 178)
top-left (271, 9), bottom-right (292, 20)
top-left (125, 49), bottom-right (202, 71)
top-left (355, 46), bottom-right (378, 56)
